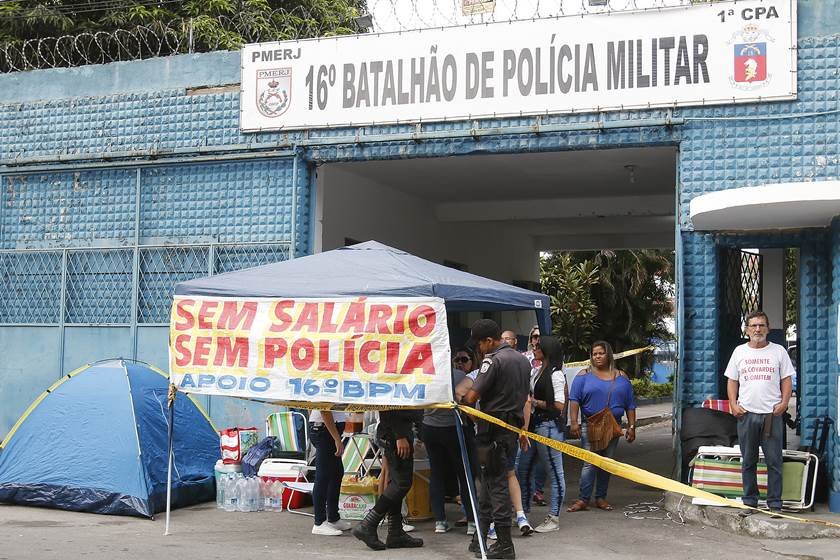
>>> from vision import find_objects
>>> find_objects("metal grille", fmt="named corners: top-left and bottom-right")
top-left (721, 249), bottom-right (763, 337)
top-left (215, 244), bottom-right (291, 274)
top-left (0, 242), bottom-right (290, 326)
top-left (718, 248), bottom-right (764, 396)
top-left (0, 251), bottom-right (62, 323)
top-left (138, 246), bottom-right (209, 324)
top-left (739, 251), bottom-right (763, 334)
top-left (65, 249), bottom-right (133, 324)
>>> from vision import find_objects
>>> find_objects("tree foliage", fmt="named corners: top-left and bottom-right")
top-left (540, 249), bottom-right (675, 373)
top-left (540, 253), bottom-right (600, 361)
top-left (0, 0), bottom-right (364, 50)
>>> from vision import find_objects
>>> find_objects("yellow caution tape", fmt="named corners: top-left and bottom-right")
top-left (177, 384), bottom-right (836, 529)
top-left (565, 345), bottom-right (656, 369)
top-left (455, 403), bottom-right (840, 529)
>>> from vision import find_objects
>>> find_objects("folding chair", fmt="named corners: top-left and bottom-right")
top-left (281, 431), bottom-right (384, 516)
top-left (265, 411), bottom-right (314, 515)
top-left (342, 433), bottom-right (383, 479)
top-left (266, 411), bottom-right (310, 460)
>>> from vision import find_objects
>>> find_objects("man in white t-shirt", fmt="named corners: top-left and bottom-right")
top-left (725, 310), bottom-right (795, 516)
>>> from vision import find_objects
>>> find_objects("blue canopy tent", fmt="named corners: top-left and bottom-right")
top-left (175, 240), bottom-right (551, 334)
top-left (171, 241), bottom-right (550, 551)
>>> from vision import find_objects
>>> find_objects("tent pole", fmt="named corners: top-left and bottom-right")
top-left (454, 408), bottom-right (486, 560)
top-left (164, 385), bottom-right (176, 536)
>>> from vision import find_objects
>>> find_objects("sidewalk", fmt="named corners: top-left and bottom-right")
top-left (1, 402), bottom-right (836, 559)
top-left (633, 400), bottom-right (673, 428)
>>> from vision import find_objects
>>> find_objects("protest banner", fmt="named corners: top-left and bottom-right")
top-left (169, 296), bottom-right (452, 406)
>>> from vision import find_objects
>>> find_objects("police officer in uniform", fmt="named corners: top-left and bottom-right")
top-left (353, 409), bottom-right (424, 551)
top-left (464, 319), bottom-right (531, 560)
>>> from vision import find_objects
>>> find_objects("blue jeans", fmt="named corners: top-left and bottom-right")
top-left (737, 412), bottom-right (784, 509)
top-left (518, 420), bottom-right (566, 516)
top-left (311, 422), bottom-right (344, 525)
top-left (578, 423), bottom-right (619, 503)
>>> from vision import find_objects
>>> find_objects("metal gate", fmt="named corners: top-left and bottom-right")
top-left (717, 248), bottom-right (763, 396)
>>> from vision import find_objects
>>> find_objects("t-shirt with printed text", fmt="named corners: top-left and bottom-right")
top-left (724, 341), bottom-right (795, 414)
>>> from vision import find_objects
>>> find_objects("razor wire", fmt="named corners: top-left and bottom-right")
top-left (1, 0), bottom-right (700, 73)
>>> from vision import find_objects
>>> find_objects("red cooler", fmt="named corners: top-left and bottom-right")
top-left (258, 458), bottom-right (310, 509)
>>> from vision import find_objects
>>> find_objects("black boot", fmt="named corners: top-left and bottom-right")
top-left (385, 512), bottom-right (423, 548)
top-left (352, 509), bottom-right (387, 551)
top-left (477, 525), bottom-right (515, 559)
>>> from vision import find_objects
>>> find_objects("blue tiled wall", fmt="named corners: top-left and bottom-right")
top-left (1, 169), bottom-right (135, 249)
top-left (830, 218), bottom-right (840, 497)
top-left (139, 161), bottom-right (299, 244)
top-left (0, 14), bottom-right (837, 482)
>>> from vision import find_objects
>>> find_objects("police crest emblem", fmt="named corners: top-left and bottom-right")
top-left (728, 24), bottom-right (772, 91)
top-left (256, 68), bottom-right (292, 118)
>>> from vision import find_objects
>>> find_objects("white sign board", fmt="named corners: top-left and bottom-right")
top-left (240, 0), bottom-right (796, 131)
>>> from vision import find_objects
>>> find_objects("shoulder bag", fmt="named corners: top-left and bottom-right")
top-left (584, 371), bottom-right (624, 452)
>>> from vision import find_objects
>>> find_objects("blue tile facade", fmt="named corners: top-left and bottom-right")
top-left (0, 11), bottom-right (837, 500)
top-left (830, 218), bottom-right (840, 496)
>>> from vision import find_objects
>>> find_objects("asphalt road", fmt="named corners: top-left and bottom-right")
top-left (1, 421), bottom-right (837, 560)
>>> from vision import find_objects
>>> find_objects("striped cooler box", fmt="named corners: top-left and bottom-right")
top-left (690, 457), bottom-right (768, 498)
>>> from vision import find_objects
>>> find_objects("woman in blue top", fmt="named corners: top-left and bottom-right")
top-left (566, 341), bottom-right (637, 512)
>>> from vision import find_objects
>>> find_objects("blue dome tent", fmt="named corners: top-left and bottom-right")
top-left (0, 359), bottom-right (219, 518)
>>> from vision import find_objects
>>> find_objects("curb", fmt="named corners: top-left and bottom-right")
top-left (635, 413), bottom-right (672, 428)
top-left (663, 492), bottom-right (840, 540)
top-left (635, 397), bottom-right (673, 406)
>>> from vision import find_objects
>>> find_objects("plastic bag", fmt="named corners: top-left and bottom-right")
top-left (219, 427), bottom-right (259, 464)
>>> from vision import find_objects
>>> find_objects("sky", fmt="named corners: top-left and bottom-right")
top-left (367, 0), bottom-right (695, 33)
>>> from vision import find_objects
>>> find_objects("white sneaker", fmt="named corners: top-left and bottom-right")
top-left (327, 519), bottom-right (352, 531)
top-left (435, 521), bottom-right (451, 533)
top-left (534, 515), bottom-right (560, 533)
top-left (466, 522), bottom-right (476, 535)
top-left (487, 523), bottom-right (497, 540)
top-left (312, 523), bottom-right (343, 536)
top-left (517, 514), bottom-right (534, 536)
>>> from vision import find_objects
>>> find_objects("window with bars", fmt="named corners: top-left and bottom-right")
top-left (0, 243), bottom-right (290, 325)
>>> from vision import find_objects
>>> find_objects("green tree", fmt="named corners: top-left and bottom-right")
top-left (539, 253), bottom-right (600, 362)
top-left (541, 249), bottom-right (674, 375)
top-left (580, 249), bottom-right (674, 375)
top-left (0, 0), bottom-right (364, 69)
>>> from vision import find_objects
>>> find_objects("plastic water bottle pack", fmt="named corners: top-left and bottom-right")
top-left (219, 474), bottom-right (274, 513)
